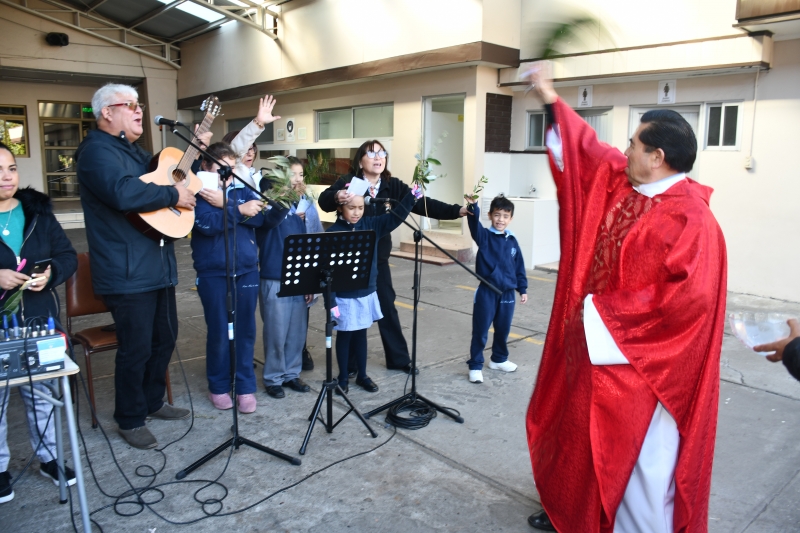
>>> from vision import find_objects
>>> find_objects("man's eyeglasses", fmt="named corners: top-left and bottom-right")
top-left (366, 150), bottom-right (387, 159)
top-left (107, 101), bottom-right (145, 112)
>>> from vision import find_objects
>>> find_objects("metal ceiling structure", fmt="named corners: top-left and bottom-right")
top-left (1, 0), bottom-right (288, 69)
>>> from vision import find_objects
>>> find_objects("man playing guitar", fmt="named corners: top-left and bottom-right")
top-left (76, 83), bottom-right (207, 449)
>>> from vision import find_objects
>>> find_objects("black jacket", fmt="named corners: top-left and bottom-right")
top-left (782, 338), bottom-right (800, 382)
top-left (76, 129), bottom-right (179, 295)
top-left (0, 188), bottom-right (77, 321)
top-left (318, 174), bottom-right (462, 262)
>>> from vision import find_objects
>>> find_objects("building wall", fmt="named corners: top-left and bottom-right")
top-left (519, 0), bottom-right (740, 58)
top-left (0, 7), bottom-right (179, 189)
top-left (177, 0), bottom-right (521, 99)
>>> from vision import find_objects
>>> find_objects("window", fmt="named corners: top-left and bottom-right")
top-left (226, 117), bottom-right (274, 144)
top-left (526, 111), bottom-right (546, 149)
top-left (706, 103), bottom-right (740, 149)
top-left (38, 101), bottom-right (97, 198)
top-left (0, 105), bottom-right (29, 157)
top-left (317, 104), bottom-right (393, 140)
top-left (577, 108), bottom-right (612, 144)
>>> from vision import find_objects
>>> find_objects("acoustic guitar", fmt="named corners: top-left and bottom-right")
top-left (126, 95), bottom-right (222, 242)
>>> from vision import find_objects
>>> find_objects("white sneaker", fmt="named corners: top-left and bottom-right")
top-left (469, 370), bottom-right (484, 383)
top-left (488, 360), bottom-right (518, 372)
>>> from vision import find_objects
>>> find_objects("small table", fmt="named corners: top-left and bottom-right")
top-left (5, 357), bottom-right (90, 533)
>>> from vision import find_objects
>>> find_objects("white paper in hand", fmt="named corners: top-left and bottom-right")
top-left (296, 197), bottom-right (312, 213)
top-left (196, 171), bottom-right (220, 192)
top-left (347, 177), bottom-right (370, 197)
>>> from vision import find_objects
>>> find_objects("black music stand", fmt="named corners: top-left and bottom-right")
top-left (277, 231), bottom-right (379, 455)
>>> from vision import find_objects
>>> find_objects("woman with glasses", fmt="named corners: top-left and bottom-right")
top-left (318, 140), bottom-right (470, 375)
top-left (221, 94), bottom-right (280, 189)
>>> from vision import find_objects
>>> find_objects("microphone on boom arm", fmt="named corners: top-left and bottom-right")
top-left (154, 115), bottom-right (180, 128)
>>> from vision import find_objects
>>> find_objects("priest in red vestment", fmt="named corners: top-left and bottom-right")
top-left (523, 63), bottom-right (728, 533)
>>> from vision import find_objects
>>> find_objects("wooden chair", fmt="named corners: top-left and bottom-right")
top-left (65, 252), bottom-right (173, 428)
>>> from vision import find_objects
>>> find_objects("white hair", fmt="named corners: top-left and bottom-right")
top-left (91, 83), bottom-right (138, 120)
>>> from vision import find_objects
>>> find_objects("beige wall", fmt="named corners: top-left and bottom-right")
top-left (508, 38), bottom-right (800, 301)
top-left (0, 6), bottom-right (179, 182)
top-left (520, 0), bottom-right (740, 58)
top-left (178, 0), bottom-right (495, 98)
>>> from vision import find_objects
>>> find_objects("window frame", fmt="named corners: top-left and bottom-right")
top-left (525, 110), bottom-right (547, 150)
top-left (704, 102), bottom-right (741, 151)
top-left (316, 102), bottom-right (394, 141)
top-left (0, 105), bottom-right (30, 158)
top-left (226, 116), bottom-right (274, 144)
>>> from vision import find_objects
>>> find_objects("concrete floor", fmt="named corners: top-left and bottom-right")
top-left (2, 228), bottom-right (799, 532)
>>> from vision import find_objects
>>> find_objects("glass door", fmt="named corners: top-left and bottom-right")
top-left (38, 102), bottom-right (96, 198)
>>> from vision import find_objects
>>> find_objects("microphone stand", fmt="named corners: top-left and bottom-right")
top-left (364, 199), bottom-right (502, 423)
top-left (168, 128), bottom-right (301, 479)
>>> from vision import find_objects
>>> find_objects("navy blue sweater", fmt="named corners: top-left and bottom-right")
top-left (256, 206), bottom-right (307, 280)
top-left (191, 187), bottom-right (269, 277)
top-left (467, 204), bottom-right (528, 295)
top-left (326, 192), bottom-right (416, 300)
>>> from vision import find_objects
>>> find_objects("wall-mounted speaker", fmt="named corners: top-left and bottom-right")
top-left (45, 33), bottom-right (69, 46)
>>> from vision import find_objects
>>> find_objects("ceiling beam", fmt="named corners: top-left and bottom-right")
top-left (86, 0), bottom-right (111, 12)
top-left (183, 0), bottom-right (278, 38)
top-left (169, 18), bottom-right (228, 43)
top-left (127, 0), bottom-right (188, 30)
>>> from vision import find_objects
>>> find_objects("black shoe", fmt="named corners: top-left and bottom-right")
top-left (0, 471), bottom-right (13, 504)
top-left (40, 460), bottom-right (76, 487)
top-left (335, 384), bottom-right (349, 396)
top-left (302, 349), bottom-right (314, 371)
top-left (388, 363), bottom-right (419, 375)
top-left (355, 376), bottom-right (379, 393)
top-left (282, 378), bottom-right (310, 393)
top-left (528, 510), bottom-right (555, 531)
top-left (265, 385), bottom-right (285, 398)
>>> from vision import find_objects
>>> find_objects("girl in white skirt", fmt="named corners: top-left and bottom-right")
top-left (326, 188), bottom-right (419, 393)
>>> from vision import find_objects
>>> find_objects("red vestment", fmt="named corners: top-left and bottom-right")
top-left (526, 99), bottom-right (727, 533)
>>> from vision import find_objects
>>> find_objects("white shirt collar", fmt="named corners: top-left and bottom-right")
top-left (633, 172), bottom-right (686, 198)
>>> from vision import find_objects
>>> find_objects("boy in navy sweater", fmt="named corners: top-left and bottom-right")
top-left (466, 195), bottom-right (528, 383)
top-left (257, 191), bottom-right (313, 399)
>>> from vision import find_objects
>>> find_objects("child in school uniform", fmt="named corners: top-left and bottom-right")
top-left (327, 188), bottom-right (419, 393)
top-left (257, 163), bottom-right (314, 399)
top-left (192, 142), bottom-right (278, 413)
top-left (465, 195), bottom-right (528, 384)
top-left (288, 157), bottom-right (324, 371)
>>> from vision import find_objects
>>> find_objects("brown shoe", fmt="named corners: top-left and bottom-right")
top-left (147, 403), bottom-right (190, 421)
top-left (119, 426), bottom-right (157, 450)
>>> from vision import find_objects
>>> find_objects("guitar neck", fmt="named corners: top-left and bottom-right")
top-left (176, 112), bottom-right (215, 176)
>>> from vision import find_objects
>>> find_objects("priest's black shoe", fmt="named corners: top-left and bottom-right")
top-left (265, 385), bottom-right (285, 399)
top-left (355, 376), bottom-right (379, 392)
top-left (388, 363), bottom-right (419, 375)
top-left (527, 510), bottom-right (555, 531)
top-left (335, 384), bottom-right (349, 396)
top-left (282, 378), bottom-right (310, 393)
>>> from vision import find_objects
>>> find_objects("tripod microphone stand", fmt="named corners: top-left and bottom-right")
top-left (364, 206), bottom-right (502, 422)
top-left (169, 128), bottom-right (300, 479)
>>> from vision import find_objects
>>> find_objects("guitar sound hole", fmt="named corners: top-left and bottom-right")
top-left (172, 168), bottom-right (186, 183)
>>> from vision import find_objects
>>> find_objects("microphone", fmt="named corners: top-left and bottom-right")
top-left (364, 196), bottom-right (395, 205)
top-left (154, 115), bottom-right (179, 127)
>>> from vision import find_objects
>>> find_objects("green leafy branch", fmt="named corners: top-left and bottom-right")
top-left (464, 175), bottom-right (489, 206)
top-left (262, 156), bottom-right (301, 208)
top-left (411, 131), bottom-right (448, 191)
